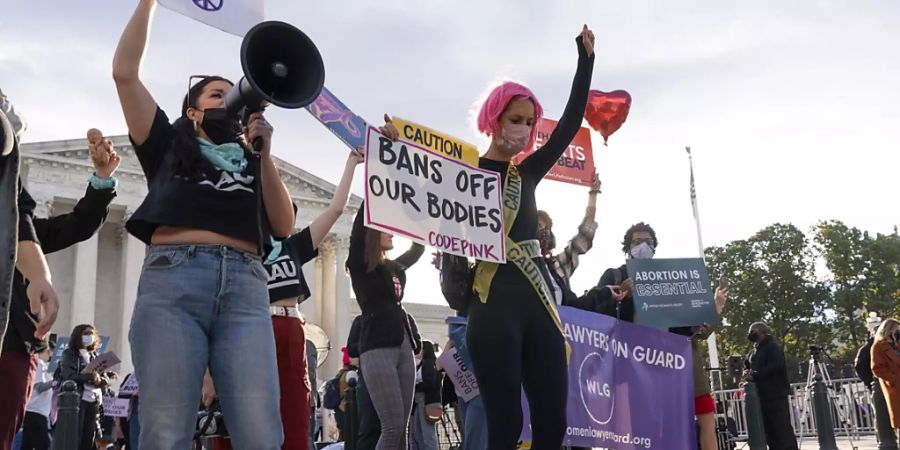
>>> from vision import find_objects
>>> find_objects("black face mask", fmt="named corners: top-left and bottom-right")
top-left (200, 108), bottom-right (242, 145)
top-left (747, 331), bottom-right (759, 343)
top-left (893, 331), bottom-right (900, 342)
top-left (538, 228), bottom-right (555, 254)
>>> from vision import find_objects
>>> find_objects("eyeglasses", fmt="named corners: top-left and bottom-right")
top-left (187, 75), bottom-right (215, 110)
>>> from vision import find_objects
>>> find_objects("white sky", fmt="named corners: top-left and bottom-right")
top-left (3, 0), bottom-right (898, 305)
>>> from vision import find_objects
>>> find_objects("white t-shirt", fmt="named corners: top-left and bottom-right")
top-left (26, 360), bottom-right (53, 417)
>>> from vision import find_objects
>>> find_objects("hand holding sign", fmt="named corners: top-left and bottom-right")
top-left (379, 114), bottom-right (400, 141)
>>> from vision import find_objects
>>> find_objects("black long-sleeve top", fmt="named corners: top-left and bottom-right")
top-left (4, 184), bottom-right (116, 355)
top-left (855, 338), bottom-right (875, 389)
top-left (748, 335), bottom-right (791, 399)
top-left (57, 348), bottom-right (111, 395)
top-left (478, 36), bottom-right (593, 300)
top-left (347, 205), bottom-right (425, 354)
top-left (567, 264), bottom-right (635, 322)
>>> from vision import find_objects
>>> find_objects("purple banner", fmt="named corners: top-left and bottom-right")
top-left (305, 86), bottom-right (368, 150)
top-left (520, 306), bottom-right (696, 450)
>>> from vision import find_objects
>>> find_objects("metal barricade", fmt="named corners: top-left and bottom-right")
top-left (712, 377), bottom-right (876, 442)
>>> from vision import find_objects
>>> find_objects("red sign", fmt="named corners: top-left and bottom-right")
top-left (514, 118), bottom-right (595, 187)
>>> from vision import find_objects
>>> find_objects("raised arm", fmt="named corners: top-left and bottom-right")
top-left (308, 149), bottom-right (364, 247)
top-left (395, 242), bottom-right (426, 270)
top-left (521, 27), bottom-right (595, 178)
top-left (112, 0), bottom-right (159, 145)
top-left (347, 204), bottom-right (368, 273)
top-left (33, 136), bottom-right (119, 254)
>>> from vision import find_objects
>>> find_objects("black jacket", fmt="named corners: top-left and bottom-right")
top-left (347, 205), bottom-right (424, 354)
top-left (749, 335), bottom-right (791, 399)
top-left (854, 338), bottom-right (875, 389)
top-left (57, 347), bottom-right (110, 396)
top-left (5, 184), bottom-right (115, 355)
top-left (566, 265), bottom-right (635, 323)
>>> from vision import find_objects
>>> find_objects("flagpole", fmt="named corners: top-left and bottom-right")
top-left (687, 146), bottom-right (721, 370)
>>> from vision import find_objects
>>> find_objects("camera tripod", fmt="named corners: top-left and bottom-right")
top-left (796, 346), bottom-right (859, 450)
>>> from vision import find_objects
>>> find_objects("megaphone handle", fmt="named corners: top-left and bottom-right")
top-left (252, 137), bottom-right (264, 152)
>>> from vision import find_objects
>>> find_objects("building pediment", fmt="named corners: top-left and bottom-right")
top-left (20, 134), bottom-right (363, 211)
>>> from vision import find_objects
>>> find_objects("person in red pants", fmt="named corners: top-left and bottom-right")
top-left (204, 148), bottom-right (363, 449)
top-left (1, 130), bottom-right (118, 450)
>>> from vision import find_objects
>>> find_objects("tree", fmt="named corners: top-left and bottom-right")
top-left (814, 221), bottom-right (900, 359)
top-left (705, 223), bottom-right (832, 382)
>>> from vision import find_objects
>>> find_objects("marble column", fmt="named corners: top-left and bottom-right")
top-left (320, 239), bottom-right (338, 375)
top-left (333, 237), bottom-right (353, 362)
top-left (70, 233), bottom-right (99, 329)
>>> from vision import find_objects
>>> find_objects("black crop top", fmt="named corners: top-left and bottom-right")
top-left (126, 107), bottom-right (268, 246)
top-left (347, 204), bottom-right (425, 353)
top-left (480, 35), bottom-right (594, 245)
top-left (265, 227), bottom-right (317, 303)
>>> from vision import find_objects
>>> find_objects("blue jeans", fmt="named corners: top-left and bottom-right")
top-left (412, 392), bottom-right (439, 450)
top-left (129, 244), bottom-right (282, 449)
top-left (457, 396), bottom-right (487, 450)
top-left (448, 319), bottom-right (487, 450)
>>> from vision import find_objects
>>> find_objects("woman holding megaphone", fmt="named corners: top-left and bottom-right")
top-left (112, 1), bottom-right (295, 448)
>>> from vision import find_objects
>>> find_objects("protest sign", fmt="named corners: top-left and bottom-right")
top-left (103, 397), bottom-right (131, 418)
top-left (392, 117), bottom-right (480, 166)
top-left (520, 307), bottom-right (695, 450)
top-left (157, 0), bottom-right (262, 37)
top-left (120, 375), bottom-right (139, 396)
top-left (85, 351), bottom-right (121, 374)
top-left (513, 118), bottom-right (594, 186)
top-left (306, 86), bottom-right (368, 150)
top-left (627, 258), bottom-right (718, 329)
top-left (438, 347), bottom-right (480, 402)
top-left (364, 126), bottom-right (505, 263)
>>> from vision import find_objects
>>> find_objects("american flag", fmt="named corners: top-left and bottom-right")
top-left (687, 146), bottom-right (699, 221)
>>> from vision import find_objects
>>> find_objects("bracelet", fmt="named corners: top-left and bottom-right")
top-left (589, 189), bottom-right (601, 194)
top-left (88, 173), bottom-right (118, 190)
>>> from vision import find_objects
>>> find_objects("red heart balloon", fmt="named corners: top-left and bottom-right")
top-left (584, 90), bottom-right (632, 144)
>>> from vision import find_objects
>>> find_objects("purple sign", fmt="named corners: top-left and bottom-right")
top-left (305, 86), bottom-right (368, 150)
top-left (520, 307), bottom-right (696, 450)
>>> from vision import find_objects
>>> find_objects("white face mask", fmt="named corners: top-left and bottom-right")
top-left (629, 242), bottom-right (655, 260)
top-left (82, 335), bottom-right (95, 347)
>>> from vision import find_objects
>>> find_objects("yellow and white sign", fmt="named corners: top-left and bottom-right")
top-left (392, 117), bottom-right (480, 166)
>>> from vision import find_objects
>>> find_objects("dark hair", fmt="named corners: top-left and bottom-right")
top-left (364, 228), bottom-right (388, 273)
top-left (622, 222), bottom-right (658, 253)
top-left (170, 75), bottom-right (238, 180)
top-left (422, 341), bottom-right (437, 361)
top-left (69, 324), bottom-right (97, 351)
top-left (537, 210), bottom-right (553, 229)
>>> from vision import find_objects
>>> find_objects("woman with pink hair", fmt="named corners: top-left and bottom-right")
top-left (466, 25), bottom-right (595, 450)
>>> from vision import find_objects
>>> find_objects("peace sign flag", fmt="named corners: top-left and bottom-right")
top-left (158, 0), bottom-right (264, 37)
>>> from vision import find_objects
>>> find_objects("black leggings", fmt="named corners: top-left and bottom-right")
top-left (78, 400), bottom-right (99, 450)
top-left (467, 271), bottom-right (568, 450)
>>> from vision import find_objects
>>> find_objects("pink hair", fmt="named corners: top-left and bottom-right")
top-left (477, 81), bottom-right (544, 152)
